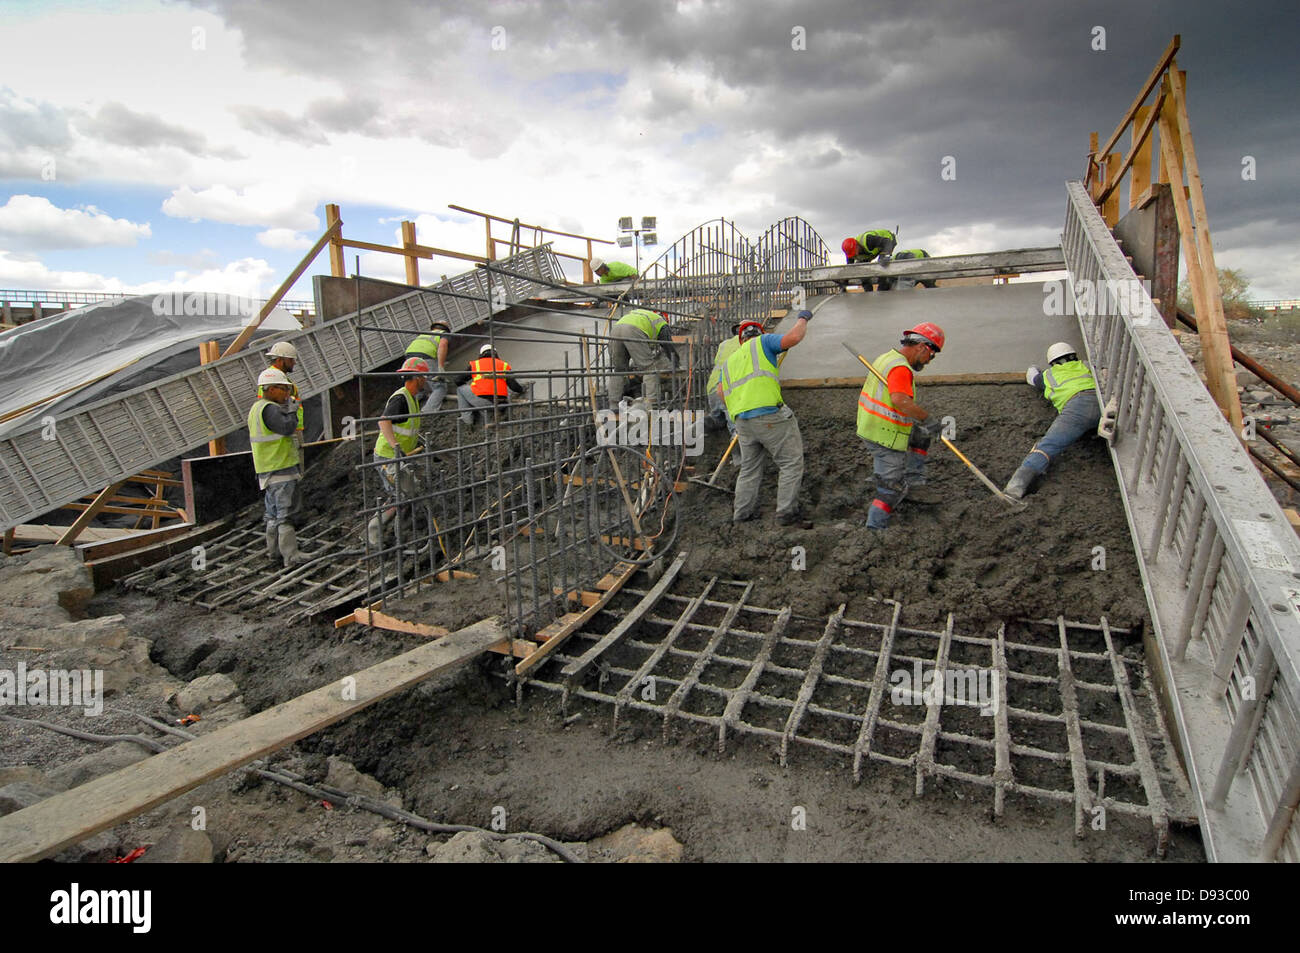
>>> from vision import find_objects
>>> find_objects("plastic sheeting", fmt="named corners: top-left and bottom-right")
top-left (0, 294), bottom-right (301, 436)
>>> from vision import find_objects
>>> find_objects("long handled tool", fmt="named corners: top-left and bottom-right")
top-left (840, 342), bottom-right (1026, 509)
top-left (689, 296), bottom-right (831, 493)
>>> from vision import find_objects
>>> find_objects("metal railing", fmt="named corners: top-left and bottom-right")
top-left (1063, 179), bottom-right (1300, 861)
top-left (0, 289), bottom-right (315, 312)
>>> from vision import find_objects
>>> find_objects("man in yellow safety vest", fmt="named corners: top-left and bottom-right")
top-left (366, 357), bottom-right (434, 548)
top-left (719, 310), bottom-right (813, 529)
top-left (248, 366), bottom-right (310, 566)
top-left (405, 320), bottom-right (451, 419)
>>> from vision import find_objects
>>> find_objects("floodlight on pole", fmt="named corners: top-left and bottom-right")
top-left (616, 213), bottom-right (658, 273)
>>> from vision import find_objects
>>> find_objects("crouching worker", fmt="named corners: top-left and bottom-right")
top-left (366, 357), bottom-right (431, 548)
top-left (858, 323), bottom-right (947, 530)
top-left (1003, 342), bottom-right (1101, 500)
top-left (249, 367), bottom-right (310, 566)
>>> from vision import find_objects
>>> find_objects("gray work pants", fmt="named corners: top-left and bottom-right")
top-left (733, 405), bottom-right (804, 521)
top-left (608, 323), bottom-right (672, 406)
top-left (457, 384), bottom-right (506, 425)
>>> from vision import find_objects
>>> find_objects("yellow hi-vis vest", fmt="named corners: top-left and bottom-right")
top-left (1043, 360), bottom-right (1096, 413)
top-left (856, 349), bottom-right (914, 450)
top-left (248, 399), bottom-right (299, 474)
top-left (373, 387), bottom-right (420, 459)
top-left (406, 333), bottom-right (442, 363)
top-left (721, 337), bottom-right (782, 417)
top-left (617, 309), bottom-right (666, 340)
top-left (707, 337), bottom-right (740, 392)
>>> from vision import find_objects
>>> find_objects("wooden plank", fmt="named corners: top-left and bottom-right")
top-left (326, 203), bottom-right (345, 278)
top-left (516, 560), bottom-right (638, 675)
top-left (1098, 92), bottom-right (1164, 209)
top-left (84, 518), bottom-right (234, 590)
top-left (1102, 152), bottom-right (1123, 226)
top-left (76, 522), bottom-right (196, 559)
top-left (0, 618), bottom-right (507, 863)
top-left (1092, 34), bottom-right (1180, 172)
top-left (561, 552), bottom-right (687, 684)
top-left (352, 607), bottom-right (532, 658)
top-left (55, 480), bottom-right (126, 546)
top-left (401, 220), bottom-right (420, 285)
top-left (200, 341), bottom-right (227, 456)
top-left (222, 218), bottom-right (341, 358)
top-left (1284, 509), bottom-right (1299, 533)
top-left (1164, 64), bottom-right (1243, 435)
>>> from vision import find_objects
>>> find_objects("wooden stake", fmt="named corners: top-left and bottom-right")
top-left (401, 220), bottom-right (420, 286)
top-left (326, 203), bottom-right (345, 277)
top-left (1130, 105), bottom-right (1154, 208)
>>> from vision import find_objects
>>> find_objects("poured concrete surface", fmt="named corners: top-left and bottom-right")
top-left (777, 282), bottom-right (1084, 379)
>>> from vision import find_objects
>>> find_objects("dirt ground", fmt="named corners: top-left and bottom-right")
top-left (54, 378), bottom-right (1209, 863)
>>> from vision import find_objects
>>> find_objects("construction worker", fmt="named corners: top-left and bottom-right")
top-left (248, 367), bottom-right (310, 566)
top-left (858, 323), bottom-right (947, 530)
top-left (720, 310), bottom-right (814, 529)
top-left (405, 320), bottom-right (451, 417)
top-left (366, 357), bottom-right (433, 547)
top-left (841, 229), bottom-right (897, 291)
top-left (1003, 342), bottom-right (1102, 500)
top-left (881, 249), bottom-right (937, 291)
top-left (263, 341), bottom-right (305, 434)
top-left (608, 308), bottom-right (678, 407)
top-left (453, 344), bottom-right (525, 426)
top-left (590, 257), bottom-right (638, 283)
top-left (705, 322), bottom-right (741, 435)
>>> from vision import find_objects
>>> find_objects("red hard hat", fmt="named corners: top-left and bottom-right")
top-left (399, 356), bottom-right (430, 374)
top-left (903, 322), bottom-right (945, 353)
top-left (737, 321), bottom-right (764, 341)
top-left (841, 237), bottom-right (859, 258)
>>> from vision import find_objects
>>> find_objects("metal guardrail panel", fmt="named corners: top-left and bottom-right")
top-left (0, 247), bottom-right (562, 531)
top-left (1062, 180), bottom-right (1300, 861)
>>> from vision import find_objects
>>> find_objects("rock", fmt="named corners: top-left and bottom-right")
top-left (367, 825), bottom-right (395, 847)
top-left (6, 615), bottom-right (129, 652)
top-left (48, 740), bottom-right (150, 789)
top-left (55, 830), bottom-right (120, 864)
top-left (325, 757), bottom-right (387, 801)
top-left (0, 780), bottom-right (63, 816)
top-left (137, 829), bottom-right (214, 864)
top-left (494, 836), bottom-right (560, 863)
top-left (428, 830), bottom-right (501, 863)
top-left (0, 545), bottom-right (94, 619)
top-left (588, 823), bottom-right (684, 863)
top-left (170, 673), bottom-right (239, 713)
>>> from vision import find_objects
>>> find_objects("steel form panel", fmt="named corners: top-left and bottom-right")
top-left (0, 247), bottom-right (562, 531)
top-left (1062, 180), bottom-right (1300, 861)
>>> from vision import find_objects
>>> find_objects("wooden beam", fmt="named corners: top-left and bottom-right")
top-left (516, 561), bottom-right (638, 675)
top-left (1102, 152), bottom-right (1123, 226)
top-left (401, 220), bottom-right (420, 286)
top-left (1285, 508), bottom-right (1299, 533)
top-left (1130, 105), bottom-right (1155, 209)
top-left (0, 618), bottom-right (508, 863)
top-left (222, 218), bottom-right (342, 358)
top-left (1086, 132), bottom-right (1100, 194)
top-left (1093, 34), bottom-right (1180, 172)
top-left (200, 340), bottom-right (227, 456)
top-left (447, 203), bottom-right (614, 246)
top-left (326, 203), bottom-right (345, 277)
top-left (55, 480), bottom-right (126, 545)
top-left (338, 236), bottom-right (486, 265)
top-left (1162, 68), bottom-right (1243, 433)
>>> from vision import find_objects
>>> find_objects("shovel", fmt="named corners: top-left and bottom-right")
top-left (840, 342), bottom-right (1027, 509)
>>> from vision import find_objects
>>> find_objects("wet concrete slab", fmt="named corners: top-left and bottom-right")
top-left (776, 282), bottom-right (1084, 379)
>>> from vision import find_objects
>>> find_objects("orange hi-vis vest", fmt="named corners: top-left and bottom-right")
top-left (469, 357), bottom-right (511, 397)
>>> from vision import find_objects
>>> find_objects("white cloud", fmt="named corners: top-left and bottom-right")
top-left (0, 250), bottom-right (277, 298)
top-left (257, 228), bottom-right (312, 251)
top-left (162, 184), bottom-right (318, 230)
top-left (0, 195), bottom-right (151, 250)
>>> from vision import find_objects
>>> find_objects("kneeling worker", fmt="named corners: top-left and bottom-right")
top-left (609, 308), bottom-right (678, 407)
top-left (453, 344), bottom-right (525, 426)
top-left (858, 323), bottom-right (947, 529)
top-left (841, 229), bottom-right (897, 290)
top-left (405, 320), bottom-right (451, 417)
top-left (720, 310), bottom-right (814, 529)
top-left (249, 367), bottom-right (310, 566)
top-left (590, 257), bottom-right (639, 283)
top-left (881, 249), bottom-right (937, 291)
top-left (1003, 342), bottom-right (1101, 500)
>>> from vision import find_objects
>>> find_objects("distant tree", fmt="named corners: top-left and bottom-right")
top-left (1177, 267), bottom-right (1258, 319)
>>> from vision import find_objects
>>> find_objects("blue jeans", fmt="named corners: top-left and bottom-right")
top-left (262, 478), bottom-right (301, 531)
top-left (864, 429), bottom-right (930, 529)
top-left (1022, 391), bottom-right (1102, 474)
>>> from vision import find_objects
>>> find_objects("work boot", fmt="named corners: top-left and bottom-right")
top-left (777, 509), bottom-right (814, 530)
top-left (278, 524), bottom-right (311, 567)
top-left (365, 515), bottom-right (384, 548)
top-left (1003, 465), bottom-right (1039, 501)
top-left (264, 524), bottom-right (278, 562)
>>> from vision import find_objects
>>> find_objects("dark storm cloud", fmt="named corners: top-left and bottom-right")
top-left (231, 104), bottom-right (330, 146)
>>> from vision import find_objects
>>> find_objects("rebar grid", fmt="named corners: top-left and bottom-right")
top-left (516, 575), bottom-right (1189, 851)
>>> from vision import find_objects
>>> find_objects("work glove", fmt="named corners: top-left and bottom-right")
top-left (797, 309), bottom-right (813, 323)
top-left (916, 417), bottom-right (943, 439)
top-left (879, 254), bottom-right (892, 265)
top-left (1026, 365), bottom-right (1041, 387)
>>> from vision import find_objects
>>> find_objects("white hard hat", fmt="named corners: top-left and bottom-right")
top-left (589, 257), bottom-right (605, 272)
top-left (267, 341), bottom-right (298, 360)
top-left (1046, 342), bottom-right (1077, 364)
top-left (479, 343), bottom-right (495, 356)
top-left (258, 367), bottom-right (291, 389)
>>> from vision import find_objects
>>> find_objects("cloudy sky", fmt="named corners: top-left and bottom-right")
top-left (1, 0), bottom-right (1296, 303)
